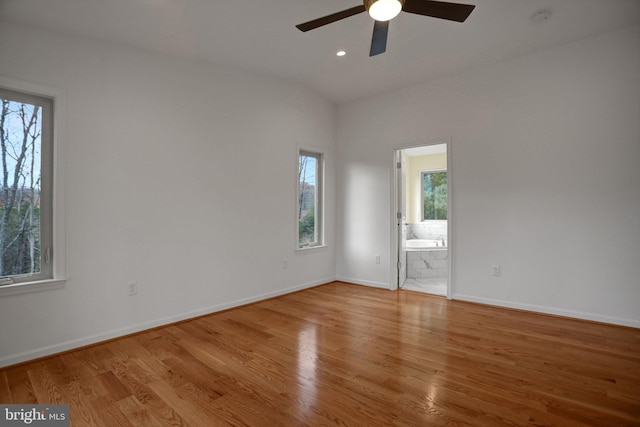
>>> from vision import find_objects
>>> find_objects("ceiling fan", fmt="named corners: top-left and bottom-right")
top-left (296, 0), bottom-right (475, 56)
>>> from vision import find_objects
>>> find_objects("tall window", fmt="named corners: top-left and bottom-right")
top-left (298, 149), bottom-right (323, 248)
top-left (422, 170), bottom-right (447, 221)
top-left (0, 87), bottom-right (53, 285)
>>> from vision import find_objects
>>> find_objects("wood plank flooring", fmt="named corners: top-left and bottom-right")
top-left (1, 281), bottom-right (639, 426)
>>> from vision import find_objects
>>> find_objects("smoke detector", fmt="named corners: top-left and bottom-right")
top-left (531, 9), bottom-right (551, 23)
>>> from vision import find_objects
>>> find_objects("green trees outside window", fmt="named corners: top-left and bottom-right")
top-left (422, 171), bottom-right (447, 221)
top-left (298, 150), bottom-right (323, 248)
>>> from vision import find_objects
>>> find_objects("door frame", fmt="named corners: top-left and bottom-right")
top-left (390, 139), bottom-right (453, 299)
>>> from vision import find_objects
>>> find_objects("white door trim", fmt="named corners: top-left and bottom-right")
top-left (391, 139), bottom-right (453, 299)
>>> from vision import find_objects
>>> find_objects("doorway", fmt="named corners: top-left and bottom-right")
top-left (393, 142), bottom-right (451, 297)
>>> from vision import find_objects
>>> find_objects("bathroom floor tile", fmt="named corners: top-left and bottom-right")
top-left (401, 277), bottom-right (447, 296)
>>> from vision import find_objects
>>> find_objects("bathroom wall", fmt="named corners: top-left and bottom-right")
top-left (406, 222), bottom-right (447, 242)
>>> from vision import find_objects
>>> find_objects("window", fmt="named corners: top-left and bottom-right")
top-left (0, 87), bottom-right (53, 285)
top-left (421, 170), bottom-right (447, 221)
top-left (298, 149), bottom-right (323, 248)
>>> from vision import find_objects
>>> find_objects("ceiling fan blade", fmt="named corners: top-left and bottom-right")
top-left (296, 5), bottom-right (366, 32)
top-left (402, 0), bottom-right (475, 22)
top-left (370, 20), bottom-right (389, 56)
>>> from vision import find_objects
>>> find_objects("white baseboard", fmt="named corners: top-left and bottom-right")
top-left (453, 293), bottom-right (640, 328)
top-left (0, 277), bottom-right (335, 368)
top-left (336, 276), bottom-right (391, 290)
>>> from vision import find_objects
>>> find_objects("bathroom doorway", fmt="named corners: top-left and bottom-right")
top-left (393, 142), bottom-right (451, 297)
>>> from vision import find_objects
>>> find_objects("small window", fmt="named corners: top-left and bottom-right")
top-left (421, 170), bottom-right (447, 221)
top-left (298, 149), bottom-right (323, 248)
top-left (0, 87), bottom-right (53, 285)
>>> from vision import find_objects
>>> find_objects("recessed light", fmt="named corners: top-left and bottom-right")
top-left (336, 50), bottom-right (346, 57)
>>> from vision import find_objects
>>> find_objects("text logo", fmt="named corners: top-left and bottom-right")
top-left (1, 405), bottom-right (69, 426)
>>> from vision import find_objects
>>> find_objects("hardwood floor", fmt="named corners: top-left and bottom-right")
top-left (1, 281), bottom-right (639, 426)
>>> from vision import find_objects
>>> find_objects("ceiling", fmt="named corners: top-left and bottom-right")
top-left (1, 0), bottom-right (639, 105)
top-left (404, 143), bottom-right (446, 157)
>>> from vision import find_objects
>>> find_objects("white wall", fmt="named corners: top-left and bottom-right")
top-left (0, 22), bottom-right (337, 366)
top-left (336, 25), bottom-right (640, 327)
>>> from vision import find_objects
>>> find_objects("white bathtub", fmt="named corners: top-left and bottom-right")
top-left (405, 239), bottom-right (446, 250)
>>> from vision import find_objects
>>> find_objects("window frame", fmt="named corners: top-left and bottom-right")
top-left (0, 77), bottom-right (66, 297)
top-left (420, 169), bottom-right (448, 222)
top-left (297, 148), bottom-right (325, 250)
top-left (0, 87), bottom-right (53, 284)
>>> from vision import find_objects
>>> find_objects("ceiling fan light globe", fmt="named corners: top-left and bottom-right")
top-left (367, 0), bottom-right (402, 22)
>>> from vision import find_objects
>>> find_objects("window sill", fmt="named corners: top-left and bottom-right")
top-left (296, 245), bottom-right (328, 253)
top-left (0, 279), bottom-right (66, 297)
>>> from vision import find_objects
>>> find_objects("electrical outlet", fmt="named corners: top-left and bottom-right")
top-left (492, 265), bottom-right (501, 277)
top-left (128, 281), bottom-right (137, 296)
top-left (283, 258), bottom-right (288, 269)
top-left (375, 255), bottom-right (381, 264)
